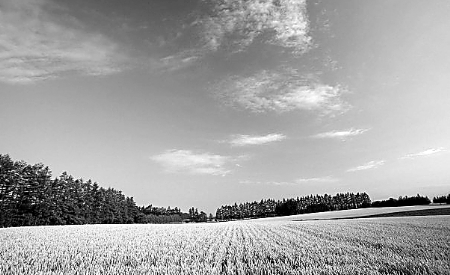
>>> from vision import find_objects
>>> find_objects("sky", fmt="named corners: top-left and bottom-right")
top-left (1, 0), bottom-right (450, 214)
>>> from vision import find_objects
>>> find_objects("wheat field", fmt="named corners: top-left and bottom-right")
top-left (1, 216), bottom-right (449, 275)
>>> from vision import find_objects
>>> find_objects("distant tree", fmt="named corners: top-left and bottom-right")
top-left (198, 211), bottom-right (207, 222)
top-left (372, 194), bottom-right (431, 208)
top-left (433, 195), bottom-right (447, 204)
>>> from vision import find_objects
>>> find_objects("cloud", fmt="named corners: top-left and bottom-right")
top-left (154, 50), bottom-right (203, 73)
top-left (240, 176), bottom-right (339, 186)
top-left (0, 0), bottom-right (125, 84)
top-left (312, 128), bottom-right (369, 140)
top-left (400, 147), bottom-right (446, 159)
top-left (295, 176), bottom-right (339, 183)
top-left (151, 149), bottom-right (244, 176)
top-left (347, 160), bottom-right (385, 172)
top-left (228, 133), bottom-right (286, 146)
top-left (197, 0), bottom-right (312, 54)
top-left (215, 68), bottom-right (350, 115)
top-left (157, 0), bottom-right (312, 71)
top-left (239, 180), bottom-right (291, 186)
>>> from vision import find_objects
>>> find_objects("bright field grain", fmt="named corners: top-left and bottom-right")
top-left (1, 216), bottom-right (449, 275)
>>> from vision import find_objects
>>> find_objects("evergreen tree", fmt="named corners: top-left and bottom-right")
top-left (0, 154), bottom-right (199, 227)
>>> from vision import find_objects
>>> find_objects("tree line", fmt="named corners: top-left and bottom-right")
top-left (216, 191), bottom-right (449, 221)
top-left (432, 195), bottom-right (450, 204)
top-left (216, 192), bottom-right (372, 220)
top-left (0, 154), bottom-right (204, 227)
top-left (2, 154), bottom-right (447, 227)
top-left (371, 194), bottom-right (431, 207)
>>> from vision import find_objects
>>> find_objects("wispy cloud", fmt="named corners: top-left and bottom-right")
top-left (312, 128), bottom-right (369, 140)
top-left (157, 0), bottom-right (311, 71)
top-left (215, 68), bottom-right (350, 115)
top-left (240, 176), bottom-right (339, 186)
top-left (295, 176), bottom-right (339, 183)
top-left (240, 180), bottom-right (291, 186)
top-left (198, 0), bottom-right (311, 54)
top-left (151, 149), bottom-right (244, 176)
top-left (400, 147), bottom-right (446, 159)
top-left (154, 50), bottom-right (203, 73)
top-left (228, 133), bottom-right (286, 146)
top-left (347, 160), bottom-right (385, 172)
top-left (0, 0), bottom-right (125, 84)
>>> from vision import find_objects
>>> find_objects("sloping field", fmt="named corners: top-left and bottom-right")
top-left (346, 206), bottom-right (450, 219)
top-left (245, 204), bottom-right (450, 222)
top-left (1, 216), bottom-right (449, 274)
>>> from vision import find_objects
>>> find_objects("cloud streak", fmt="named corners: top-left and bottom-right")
top-left (347, 160), bottom-right (385, 172)
top-left (240, 176), bottom-right (339, 186)
top-left (151, 149), bottom-right (243, 176)
top-left (215, 68), bottom-right (350, 115)
top-left (400, 147), bottom-right (446, 159)
top-left (295, 176), bottom-right (339, 183)
top-left (0, 0), bottom-right (125, 84)
top-left (228, 133), bottom-right (286, 146)
top-left (312, 128), bottom-right (369, 140)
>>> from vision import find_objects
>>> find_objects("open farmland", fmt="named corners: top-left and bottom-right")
top-left (1, 216), bottom-right (449, 275)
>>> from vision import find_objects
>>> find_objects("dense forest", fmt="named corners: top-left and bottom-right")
top-left (215, 192), bottom-right (372, 220)
top-left (0, 154), bottom-right (206, 227)
top-left (371, 194), bottom-right (432, 207)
